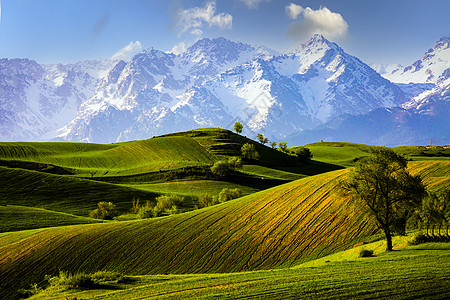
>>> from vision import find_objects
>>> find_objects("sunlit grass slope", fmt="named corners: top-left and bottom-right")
top-left (0, 136), bottom-right (215, 176)
top-left (29, 243), bottom-right (450, 300)
top-left (0, 160), bottom-right (448, 299)
top-left (0, 168), bottom-right (379, 299)
top-left (307, 142), bottom-right (450, 167)
top-left (0, 206), bottom-right (103, 233)
top-left (124, 180), bottom-right (259, 197)
top-left (0, 167), bottom-right (161, 216)
top-left (305, 142), bottom-right (373, 167)
top-left (408, 160), bottom-right (450, 191)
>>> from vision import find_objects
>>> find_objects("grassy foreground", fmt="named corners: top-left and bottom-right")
top-left (27, 242), bottom-right (450, 300)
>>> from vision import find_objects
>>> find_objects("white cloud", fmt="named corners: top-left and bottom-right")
top-left (170, 42), bottom-right (187, 55)
top-left (111, 41), bottom-right (143, 61)
top-left (286, 5), bottom-right (349, 41)
top-left (239, 0), bottom-right (271, 9)
top-left (285, 3), bottom-right (303, 20)
top-left (173, 1), bottom-right (232, 37)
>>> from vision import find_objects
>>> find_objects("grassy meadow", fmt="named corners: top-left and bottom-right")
top-left (0, 128), bottom-right (449, 299)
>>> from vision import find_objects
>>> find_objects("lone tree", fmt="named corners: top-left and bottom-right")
top-left (234, 122), bottom-right (243, 134)
top-left (341, 148), bottom-right (426, 251)
top-left (269, 141), bottom-right (277, 149)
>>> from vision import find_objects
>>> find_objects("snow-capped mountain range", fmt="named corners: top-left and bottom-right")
top-left (1, 35), bottom-right (449, 145)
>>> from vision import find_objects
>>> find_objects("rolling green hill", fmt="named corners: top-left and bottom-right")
top-left (0, 135), bottom-right (216, 176)
top-left (305, 142), bottom-right (373, 167)
top-left (0, 168), bottom-right (380, 299)
top-left (0, 132), bottom-right (449, 299)
top-left (0, 166), bottom-right (162, 216)
top-left (0, 128), bottom-right (336, 220)
top-left (0, 206), bottom-right (103, 233)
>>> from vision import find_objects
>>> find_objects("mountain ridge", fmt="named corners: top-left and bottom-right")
top-left (0, 35), bottom-right (448, 145)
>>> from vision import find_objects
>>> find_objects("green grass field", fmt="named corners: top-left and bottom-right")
top-left (0, 205), bottom-right (103, 233)
top-left (305, 142), bottom-right (373, 167)
top-left (0, 136), bottom-right (216, 176)
top-left (1, 129), bottom-right (449, 300)
top-left (123, 180), bottom-right (260, 197)
top-left (0, 166), bottom-right (162, 216)
top-left (26, 242), bottom-right (450, 300)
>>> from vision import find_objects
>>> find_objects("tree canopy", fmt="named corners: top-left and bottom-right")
top-left (241, 143), bottom-right (260, 161)
top-left (234, 122), bottom-right (243, 134)
top-left (341, 147), bottom-right (426, 251)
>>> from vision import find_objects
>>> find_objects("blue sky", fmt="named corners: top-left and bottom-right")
top-left (0, 0), bottom-right (448, 65)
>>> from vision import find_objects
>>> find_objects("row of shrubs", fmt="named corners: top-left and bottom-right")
top-left (408, 232), bottom-right (450, 245)
top-left (90, 187), bottom-right (244, 221)
top-left (137, 194), bottom-right (184, 218)
top-left (198, 188), bottom-right (242, 207)
top-left (18, 271), bottom-right (125, 298)
top-left (136, 188), bottom-right (243, 218)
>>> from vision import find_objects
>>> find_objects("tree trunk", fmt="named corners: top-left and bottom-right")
top-left (384, 229), bottom-right (393, 251)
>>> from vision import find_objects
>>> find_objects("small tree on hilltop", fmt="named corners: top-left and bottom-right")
top-left (340, 148), bottom-right (426, 251)
top-left (278, 142), bottom-right (287, 152)
top-left (257, 133), bottom-right (263, 143)
top-left (241, 143), bottom-right (260, 161)
top-left (269, 141), bottom-right (277, 149)
top-left (234, 122), bottom-right (243, 134)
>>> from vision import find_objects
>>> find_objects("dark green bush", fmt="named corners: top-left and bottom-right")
top-left (137, 200), bottom-right (156, 219)
top-left (89, 201), bottom-right (119, 220)
top-left (359, 249), bottom-right (374, 257)
top-left (198, 193), bottom-right (219, 207)
top-left (218, 188), bottom-right (242, 203)
top-left (241, 143), bottom-right (260, 161)
top-left (155, 195), bottom-right (184, 210)
top-left (211, 157), bottom-right (243, 177)
top-left (408, 233), bottom-right (429, 245)
top-left (408, 232), bottom-right (450, 245)
top-left (289, 147), bottom-right (313, 161)
top-left (138, 196), bottom-right (184, 218)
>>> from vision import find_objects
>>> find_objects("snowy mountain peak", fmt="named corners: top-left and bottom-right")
top-left (437, 36), bottom-right (450, 47)
top-left (1, 36), bottom-right (448, 146)
top-left (183, 37), bottom-right (258, 65)
top-left (383, 37), bottom-right (450, 84)
top-left (297, 34), bottom-right (341, 53)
